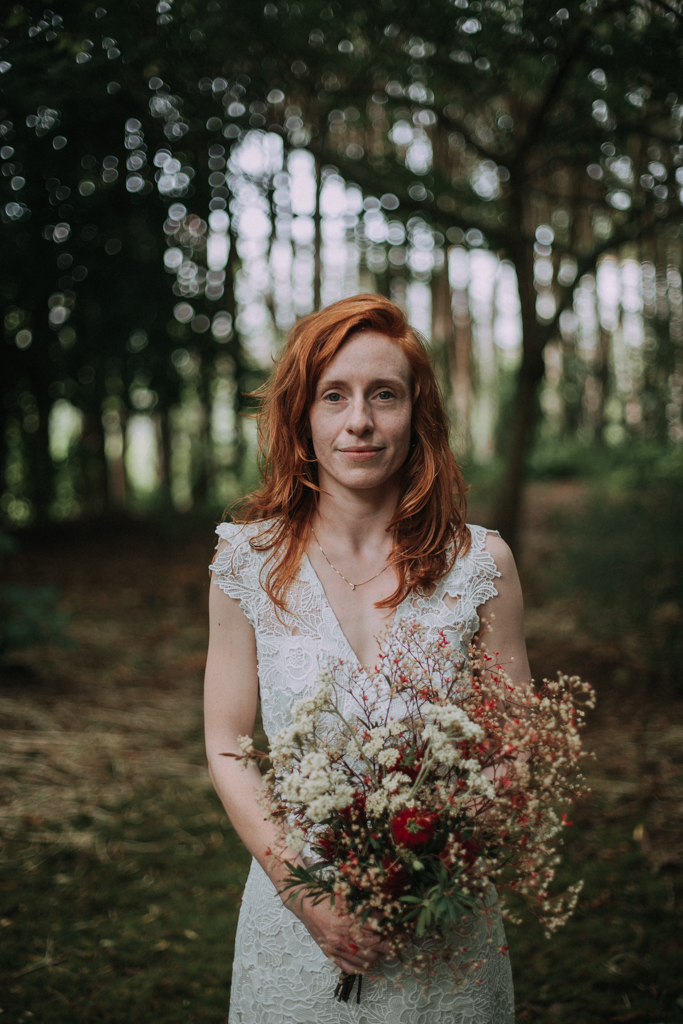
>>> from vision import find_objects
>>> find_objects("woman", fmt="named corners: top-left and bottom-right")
top-left (205, 294), bottom-right (527, 1023)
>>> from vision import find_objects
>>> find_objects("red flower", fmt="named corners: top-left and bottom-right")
top-left (391, 807), bottom-right (438, 849)
top-left (315, 829), bottom-right (338, 859)
top-left (381, 855), bottom-right (408, 896)
top-left (386, 750), bottom-right (421, 782)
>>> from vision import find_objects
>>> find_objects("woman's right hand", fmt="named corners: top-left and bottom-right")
top-left (288, 892), bottom-right (391, 975)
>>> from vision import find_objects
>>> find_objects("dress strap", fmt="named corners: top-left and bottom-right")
top-left (440, 524), bottom-right (502, 640)
top-left (210, 522), bottom-right (264, 629)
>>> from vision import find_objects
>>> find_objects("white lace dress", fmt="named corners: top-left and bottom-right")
top-left (211, 521), bottom-right (515, 1024)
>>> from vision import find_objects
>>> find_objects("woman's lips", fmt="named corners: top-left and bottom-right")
top-left (338, 447), bottom-right (383, 462)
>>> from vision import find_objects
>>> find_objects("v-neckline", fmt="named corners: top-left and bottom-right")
top-left (302, 552), bottom-right (411, 674)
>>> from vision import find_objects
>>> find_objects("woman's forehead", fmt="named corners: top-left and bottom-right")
top-left (322, 330), bottom-right (411, 379)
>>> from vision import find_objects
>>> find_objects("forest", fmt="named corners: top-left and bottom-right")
top-left (1, 1), bottom-right (682, 1022)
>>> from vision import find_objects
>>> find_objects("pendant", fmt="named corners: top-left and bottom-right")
top-left (350, 584), bottom-right (355, 590)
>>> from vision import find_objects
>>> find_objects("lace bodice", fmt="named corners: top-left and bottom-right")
top-left (210, 521), bottom-right (514, 1024)
top-left (212, 521), bottom-right (501, 742)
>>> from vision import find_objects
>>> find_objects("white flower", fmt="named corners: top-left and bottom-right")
top-left (285, 828), bottom-right (306, 852)
top-left (362, 726), bottom-right (389, 758)
top-left (366, 790), bottom-right (389, 815)
top-left (376, 748), bottom-right (401, 768)
top-left (421, 723), bottom-right (461, 763)
top-left (382, 772), bottom-right (412, 793)
top-left (280, 748), bottom-right (354, 822)
top-left (388, 791), bottom-right (411, 812)
top-left (238, 734), bottom-right (255, 756)
top-left (425, 704), bottom-right (484, 742)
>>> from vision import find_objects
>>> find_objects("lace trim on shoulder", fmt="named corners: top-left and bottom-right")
top-left (210, 521), bottom-right (268, 629)
top-left (459, 523), bottom-right (501, 605)
top-left (438, 524), bottom-right (502, 639)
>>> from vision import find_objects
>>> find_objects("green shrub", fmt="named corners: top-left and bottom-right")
top-left (549, 477), bottom-right (683, 682)
top-left (528, 437), bottom-right (683, 486)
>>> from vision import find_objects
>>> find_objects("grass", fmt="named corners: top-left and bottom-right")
top-left (1, 786), bottom-right (250, 1023)
top-left (508, 804), bottom-right (683, 1023)
top-left (2, 781), bottom-right (681, 1024)
top-left (1, 507), bottom-right (682, 1022)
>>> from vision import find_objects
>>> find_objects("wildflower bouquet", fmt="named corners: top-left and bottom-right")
top-left (228, 621), bottom-right (594, 996)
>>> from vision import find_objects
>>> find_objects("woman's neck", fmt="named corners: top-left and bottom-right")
top-left (312, 479), bottom-right (399, 557)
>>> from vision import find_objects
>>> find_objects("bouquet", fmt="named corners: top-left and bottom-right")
top-left (226, 621), bottom-right (595, 999)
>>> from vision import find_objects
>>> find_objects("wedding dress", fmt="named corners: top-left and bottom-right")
top-left (212, 521), bottom-right (515, 1024)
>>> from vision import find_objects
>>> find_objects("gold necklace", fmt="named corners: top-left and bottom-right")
top-left (311, 530), bottom-right (389, 591)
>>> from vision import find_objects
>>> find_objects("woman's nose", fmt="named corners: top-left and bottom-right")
top-left (345, 395), bottom-right (373, 434)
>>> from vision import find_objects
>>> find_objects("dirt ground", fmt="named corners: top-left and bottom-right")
top-left (1, 484), bottom-right (682, 1022)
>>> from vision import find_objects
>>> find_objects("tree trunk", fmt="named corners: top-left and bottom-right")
top-left (493, 240), bottom-right (546, 553)
top-left (314, 163), bottom-right (322, 311)
top-left (595, 323), bottom-right (611, 442)
top-left (81, 411), bottom-right (108, 516)
top-left (103, 404), bottom-right (126, 508)
top-left (25, 386), bottom-right (54, 522)
top-left (431, 269), bottom-right (453, 349)
top-left (433, 268), bottom-right (471, 455)
top-left (158, 409), bottom-right (173, 494)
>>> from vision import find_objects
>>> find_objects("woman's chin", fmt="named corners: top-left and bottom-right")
top-left (322, 468), bottom-right (401, 495)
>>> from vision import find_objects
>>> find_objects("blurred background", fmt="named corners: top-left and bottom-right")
top-left (0, 1), bottom-right (682, 1021)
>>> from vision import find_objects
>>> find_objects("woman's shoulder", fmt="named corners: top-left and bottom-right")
top-left (210, 519), bottom-right (280, 626)
top-left (462, 524), bottom-right (514, 575)
top-left (212, 517), bottom-right (278, 574)
top-left (214, 516), bottom-right (279, 552)
top-left (440, 523), bottom-right (512, 606)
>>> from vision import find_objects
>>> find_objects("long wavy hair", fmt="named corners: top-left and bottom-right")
top-left (230, 293), bottom-right (470, 612)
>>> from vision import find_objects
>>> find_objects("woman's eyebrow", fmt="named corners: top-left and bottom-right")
top-left (317, 376), bottom-right (407, 391)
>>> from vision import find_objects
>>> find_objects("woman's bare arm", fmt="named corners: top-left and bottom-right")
top-left (475, 532), bottom-right (531, 687)
top-left (472, 533), bottom-right (532, 781)
top-left (204, 574), bottom-right (278, 877)
top-left (204, 552), bottom-right (390, 973)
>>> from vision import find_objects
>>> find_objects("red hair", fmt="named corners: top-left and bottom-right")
top-left (231, 293), bottom-right (469, 612)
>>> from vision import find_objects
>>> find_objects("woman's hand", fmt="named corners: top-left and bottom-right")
top-left (287, 893), bottom-right (392, 975)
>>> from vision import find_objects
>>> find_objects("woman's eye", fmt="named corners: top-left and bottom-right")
top-left (325, 392), bottom-right (342, 403)
top-left (377, 390), bottom-right (394, 400)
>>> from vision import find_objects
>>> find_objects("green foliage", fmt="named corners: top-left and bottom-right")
top-left (548, 470), bottom-right (683, 681)
top-left (0, 581), bottom-right (71, 655)
top-left (528, 438), bottom-right (683, 483)
top-left (0, 528), bottom-right (70, 655)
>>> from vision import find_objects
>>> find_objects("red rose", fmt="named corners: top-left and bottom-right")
top-left (391, 807), bottom-right (438, 849)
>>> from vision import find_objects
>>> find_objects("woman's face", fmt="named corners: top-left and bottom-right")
top-left (308, 330), bottom-right (413, 497)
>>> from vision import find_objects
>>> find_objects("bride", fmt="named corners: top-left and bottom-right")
top-left (204, 293), bottom-right (527, 1023)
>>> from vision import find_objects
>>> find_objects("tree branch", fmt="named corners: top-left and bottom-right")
top-left (438, 113), bottom-right (499, 163)
top-left (648, 0), bottom-right (683, 26)
top-left (508, 2), bottom-right (619, 178)
top-left (311, 135), bottom-right (512, 245)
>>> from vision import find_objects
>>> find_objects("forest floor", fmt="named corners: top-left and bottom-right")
top-left (0, 482), bottom-right (682, 1024)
